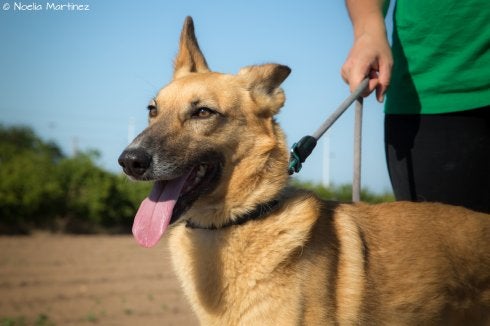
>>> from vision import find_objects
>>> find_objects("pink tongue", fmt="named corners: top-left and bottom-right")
top-left (132, 172), bottom-right (190, 248)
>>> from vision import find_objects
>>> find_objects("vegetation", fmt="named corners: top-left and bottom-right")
top-left (0, 124), bottom-right (151, 234)
top-left (291, 180), bottom-right (394, 203)
top-left (0, 313), bottom-right (54, 326)
top-left (0, 125), bottom-right (393, 235)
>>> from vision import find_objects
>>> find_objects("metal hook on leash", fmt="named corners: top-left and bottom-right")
top-left (288, 78), bottom-right (369, 202)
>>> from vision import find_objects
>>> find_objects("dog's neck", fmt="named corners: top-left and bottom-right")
top-left (183, 122), bottom-right (289, 229)
top-left (185, 199), bottom-right (280, 230)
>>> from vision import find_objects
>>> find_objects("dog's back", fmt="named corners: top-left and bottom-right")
top-left (332, 201), bottom-right (490, 325)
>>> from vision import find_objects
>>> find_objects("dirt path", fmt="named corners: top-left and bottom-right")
top-left (0, 234), bottom-right (198, 325)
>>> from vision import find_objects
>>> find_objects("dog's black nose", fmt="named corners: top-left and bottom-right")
top-left (118, 148), bottom-right (152, 177)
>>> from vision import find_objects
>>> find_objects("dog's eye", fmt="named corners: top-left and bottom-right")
top-left (192, 107), bottom-right (214, 119)
top-left (147, 104), bottom-right (158, 118)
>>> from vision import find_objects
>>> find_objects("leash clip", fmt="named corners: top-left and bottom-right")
top-left (288, 136), bottom-right (317, 175)
top-left (287, 78), bottom-right (369, 177)
top-left (288, 143), bottom-right (303, 175)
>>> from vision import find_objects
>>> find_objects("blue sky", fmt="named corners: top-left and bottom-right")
top-left (0, 0), bottom-right (394, 193)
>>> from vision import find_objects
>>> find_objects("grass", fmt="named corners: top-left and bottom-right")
top-left (34, 315), bottom-right (54, 326)
top-left (0, 314), bottom-right (54, 326)
top-left (85, 312), bottom-right (98, 323)
top-left (0, 317), bottom-right (26, 326)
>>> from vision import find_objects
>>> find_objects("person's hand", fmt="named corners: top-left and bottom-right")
top-left (341, 29), bottom-right (393, 103)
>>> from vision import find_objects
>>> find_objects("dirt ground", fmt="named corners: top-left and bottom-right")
top-left (0, 234), bottom-right (199, 326)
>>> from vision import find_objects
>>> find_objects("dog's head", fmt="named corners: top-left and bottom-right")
top-left (118, 17), bottom-right (291, 247)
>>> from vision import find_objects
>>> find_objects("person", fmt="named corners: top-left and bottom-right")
top-left (341, 0), bottom-right (490, 213)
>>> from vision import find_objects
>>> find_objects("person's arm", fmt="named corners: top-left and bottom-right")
top-left (341, 0), bottom-right (393, 103)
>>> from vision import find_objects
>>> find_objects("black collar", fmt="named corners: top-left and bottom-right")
top-left (185, 200), bottom-right (280, 230)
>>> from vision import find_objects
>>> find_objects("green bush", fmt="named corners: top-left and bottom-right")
top-left (291, 179), bottom-right (394, 203)
top-left (0, 124), bottom-right (151, 234)
top-left (0, 126), bottom-right (64, 233)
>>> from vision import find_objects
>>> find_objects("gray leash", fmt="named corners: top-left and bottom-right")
top-left (288, 78), bottom-right (369, 202)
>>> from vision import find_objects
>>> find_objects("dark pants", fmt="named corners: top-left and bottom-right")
top-left (385, 106), bottom-right (490, 213)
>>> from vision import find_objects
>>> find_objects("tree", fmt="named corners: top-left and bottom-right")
top-left (0, 125), bottom-right (64, 233)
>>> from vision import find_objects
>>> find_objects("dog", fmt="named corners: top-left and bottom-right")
top-left (118, 16), bottom-right (490, 325)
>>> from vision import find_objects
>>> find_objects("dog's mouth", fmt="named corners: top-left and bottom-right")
top-left (132, 162), bottom-right (221, 248)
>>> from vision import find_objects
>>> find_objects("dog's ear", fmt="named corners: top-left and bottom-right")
top-left (238, 64), bottom-right (291, 116)
top-left (173, 16), bottom-right (210, 79)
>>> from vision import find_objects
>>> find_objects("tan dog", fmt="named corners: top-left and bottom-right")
top-left (118, 17), bottom-right (490, 325)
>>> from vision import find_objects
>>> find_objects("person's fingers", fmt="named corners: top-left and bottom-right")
top-left (365, 70), bottom-right (379, 97)
top-left (347, 59), bottom-right (374, 95)
top-left (340, 63), bottom-right (350, 85)
top-left (375, 57), bottom-right (393, 102)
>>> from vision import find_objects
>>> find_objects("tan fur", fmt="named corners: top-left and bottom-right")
top-left (334, 209), bottom-right (366, 324)
top-left (140, 17), bottom-right (490, 325)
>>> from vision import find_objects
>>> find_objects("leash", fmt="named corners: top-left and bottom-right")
top-left (288, 78), bottom-right (369, 202)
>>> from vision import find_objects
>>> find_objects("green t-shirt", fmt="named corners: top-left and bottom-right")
top-left (385, 0), bottom-right (490, 114)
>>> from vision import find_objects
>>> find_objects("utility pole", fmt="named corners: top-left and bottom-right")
top-left (71, 136), bottom-right (79, 156)
top-left (128, 117), bottom-right (135, 144)
top-left (322, 134), bottom-right (330, 188)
